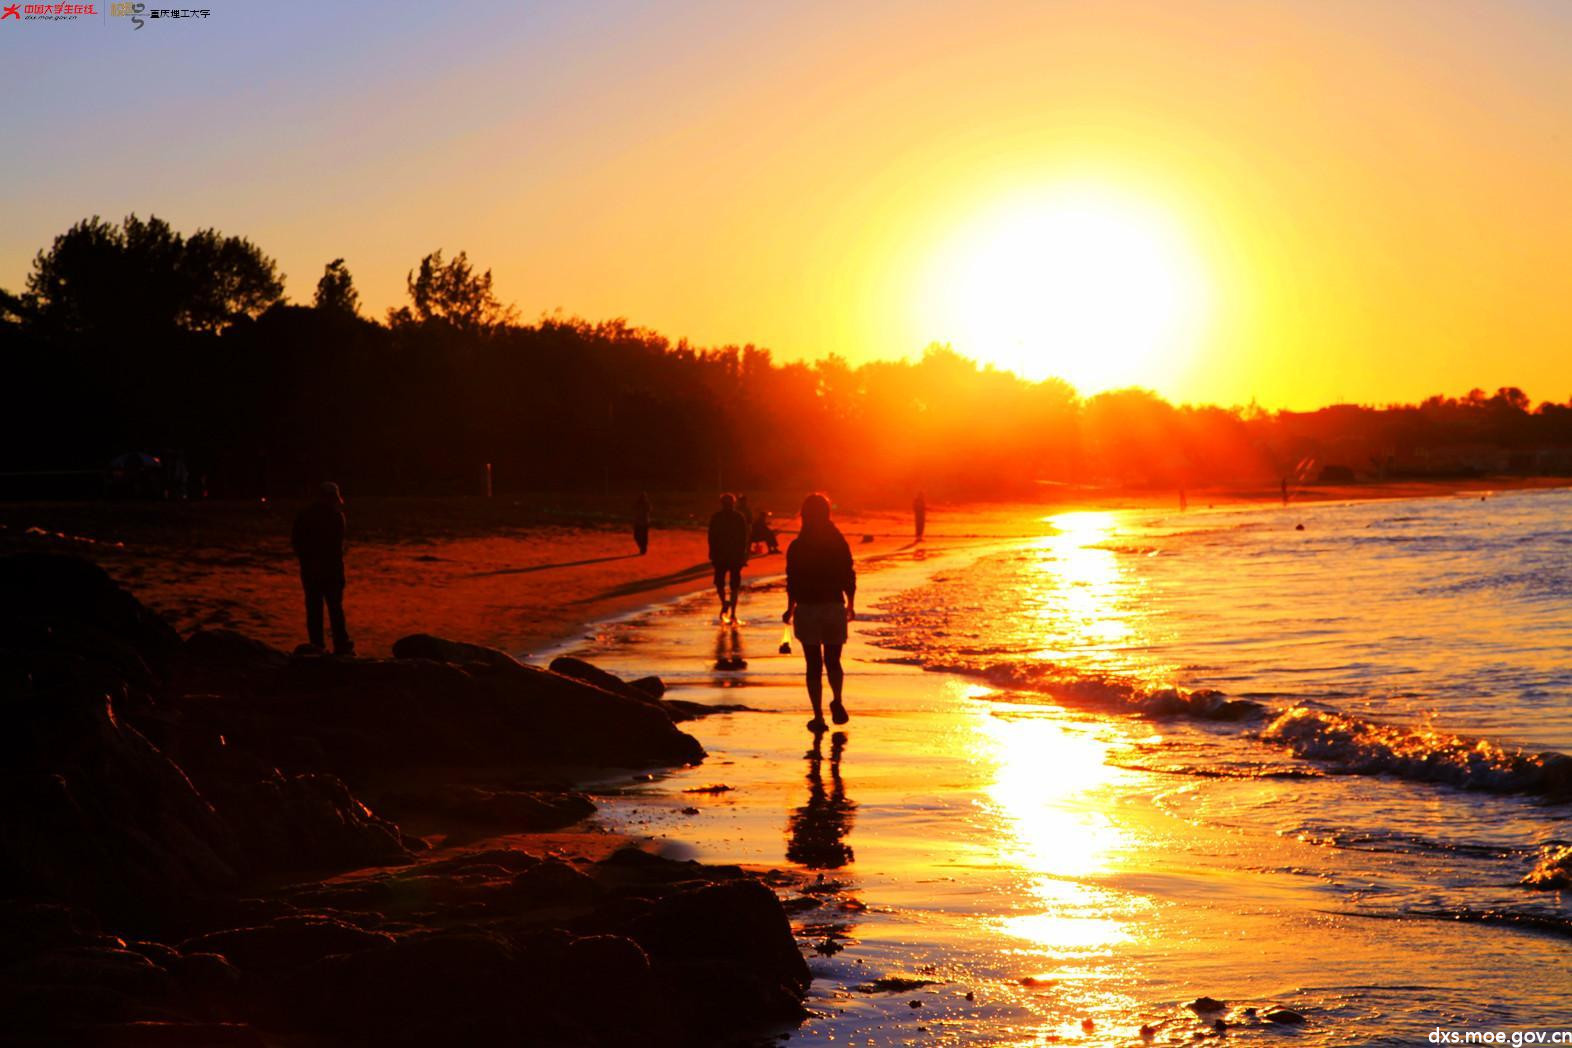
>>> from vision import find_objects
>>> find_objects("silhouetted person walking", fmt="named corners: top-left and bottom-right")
top-left (633, 491), bottom-right (651, 555)
top-left (291, 482), bottom-right (353, 655)
top-left (913, 490), bottom-right (927, 542)
top-left (783, 492), bottom-right (856, 732)
top-left (708, 493), bottom-right (749, 624)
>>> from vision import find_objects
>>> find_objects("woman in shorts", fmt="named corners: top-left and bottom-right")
top-left (782, 493), bottom-right (857, 733)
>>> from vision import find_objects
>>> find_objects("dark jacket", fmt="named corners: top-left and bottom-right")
top-left (786, 524), bottom-right (855, 605)
top-left (708, 508), bottom-right (749, 568)
top-left (292, 501), bottom-right (346, 585)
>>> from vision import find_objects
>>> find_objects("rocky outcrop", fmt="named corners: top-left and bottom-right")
top-left (0, 555), bottom-right (807, 1046)
top-left (168, 634), bottom-right (705, 779)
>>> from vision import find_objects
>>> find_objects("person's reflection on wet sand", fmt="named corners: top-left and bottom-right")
top-left (712, 625), bottom-right (746, 676)
top-left (786, 731), bottom-right (856, 869)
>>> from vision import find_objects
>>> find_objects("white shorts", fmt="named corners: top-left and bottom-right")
top-left (792, 601), bottom-right (848, 647)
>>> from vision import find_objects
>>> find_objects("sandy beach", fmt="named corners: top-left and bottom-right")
top-left (3, 478), bottom-right (1563, 658)
top-left (2, 483), bottom-right (1570, 1045)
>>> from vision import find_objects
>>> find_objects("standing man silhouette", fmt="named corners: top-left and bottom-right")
top-left (707, 493), bottom-right (749, 624)
top-left (783, 492), bottom-right (856, 733)
top-left (291, 482), bottom-right (354, 655)
top-left (913, 490), bottom-right (927, 542)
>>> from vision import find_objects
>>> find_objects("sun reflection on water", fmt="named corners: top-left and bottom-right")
top-left (1030, 511), bottom-right (1132, 663)
top-left (973, 700), bottom-right (1147, 1031)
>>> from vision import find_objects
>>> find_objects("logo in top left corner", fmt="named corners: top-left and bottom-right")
top-left (6, 3), bottom-right (100, 20)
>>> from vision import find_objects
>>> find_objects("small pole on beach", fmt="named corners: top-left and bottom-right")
top-left (484, 462), bottom-right (493, 498)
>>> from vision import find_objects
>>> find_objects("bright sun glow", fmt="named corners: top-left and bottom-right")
top-left (917, 185), bottom-right (1211, 393)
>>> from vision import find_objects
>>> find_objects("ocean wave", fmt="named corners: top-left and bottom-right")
top-left (1520, 842), bottom-right (1572, 890)
top-left (1401, 907), bottom-right (1572, 940)
top-left (1287, 825), bottom-right (1525, 860)
top-left (1261, 707), bottom-right (1572, 798)
top-left (938, 661), bottom-right (1267, 722)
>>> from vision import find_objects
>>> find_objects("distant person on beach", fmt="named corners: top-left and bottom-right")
top-left (751, 508), bottom-right (780, 554)
top-left (291, 482), bottom-right (354, 656)
top-left (913, 490), bottom-right (927, 541)
top-left (708, 493), bottom-right (749, 624)
top-left (783, 492), bottom-right (856, 733)
top-left (632, 491), bottom-right (652, 555)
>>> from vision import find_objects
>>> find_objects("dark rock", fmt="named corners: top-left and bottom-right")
top-left (630, 675), bottom-right (667, 699)
top-left (391, 633), bottom-right (524, 671)
top-left (285, 930), bottom-right (561, 1046)
top-left (170, 646), bottom-right (704, 776)
top-left (180, 629), bottom-right (288, 673)
top-left (1188, 996), bottom-right (1227, 1014)
top-left (0, 899), bottom-right (109, 966)
top-left (181, 916), bottom-right (394, 975)
top-left (507, 858), bottom-right (603, 908)
top-left (169, 950), bottom-right (243, 996)
top-left (0, 685), bottom-right (241, 921)
top-left (24, 945), bottom-right (173, 998)
top-left (0, 553), bottom-right (180, 683)
top-left (1263, 1006), bottom-right (1306, 1025)
top-left (216, 771), bottom-right (412, 872)
top-left (383, 784), bottom-right (594, 831)
top-left (626, 879), bottom-right (810, 1025)
top-left (564, 933), bottom-right (651, 992)
top-left (550, 655), bottom-right (663, 706)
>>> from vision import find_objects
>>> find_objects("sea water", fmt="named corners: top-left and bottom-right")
top-left (549, 489), bottom-right (1571, 1046)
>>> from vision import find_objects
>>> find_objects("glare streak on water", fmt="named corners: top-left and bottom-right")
top-left (550, 489), bottom-right (1572, 1047)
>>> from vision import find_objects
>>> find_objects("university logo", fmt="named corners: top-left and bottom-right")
top-left (9, 3), bottom-right (98, 18)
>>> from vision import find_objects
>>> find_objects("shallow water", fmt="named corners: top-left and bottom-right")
top-left (547, 490), bottom-right (1572, 1046)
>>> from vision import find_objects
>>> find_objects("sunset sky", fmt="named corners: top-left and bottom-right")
top-left (3, 0), bottom-right (1569, 409)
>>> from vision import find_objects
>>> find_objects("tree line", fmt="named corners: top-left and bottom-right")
top-left (3, 214), bottom-right (1570, 500)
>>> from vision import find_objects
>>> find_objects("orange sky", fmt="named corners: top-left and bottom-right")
top-left (3, 0), bottom-right (1569, 408)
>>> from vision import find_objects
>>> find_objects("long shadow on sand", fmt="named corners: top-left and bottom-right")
top-left (570, 560), bottom-right (717, 603)
top-left (467, 552), bottom-right (640, 578)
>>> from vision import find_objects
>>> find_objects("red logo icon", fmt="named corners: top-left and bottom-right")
top-left (1, 5), bottom-right (20, 19)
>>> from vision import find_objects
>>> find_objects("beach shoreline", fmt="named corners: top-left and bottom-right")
top-left (2, 476), bottom-right (1563, 659)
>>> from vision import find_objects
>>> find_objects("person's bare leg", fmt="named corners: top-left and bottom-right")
top-left (804, 645), bottom-right (826, 730)
top-left (825, 643), bottom-right (848, 723)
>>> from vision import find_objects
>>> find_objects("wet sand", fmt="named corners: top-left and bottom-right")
top-left (548, 516), bottom-right (1572, 1046)
top-left (6, 484), bottom-right (1570, 1043)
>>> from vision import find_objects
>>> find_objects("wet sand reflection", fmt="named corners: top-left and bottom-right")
top-left (787, 731), bottom-right (857, 869)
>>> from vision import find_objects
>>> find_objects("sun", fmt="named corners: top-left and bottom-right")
top-left (916, 184), bottom-right (1211, 393)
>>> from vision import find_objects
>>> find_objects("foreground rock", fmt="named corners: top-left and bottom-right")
top-left (0, 554), bottom-right (805, 1046)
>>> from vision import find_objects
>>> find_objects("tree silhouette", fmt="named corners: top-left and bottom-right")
top-left (3, 214), bottom-right (1571, 497)
top-left (22, 214), bottom-right (282, 336)
top-left (388, 249), bottom-right (516, 333)
top-left (313, 258), bottom-right (361, 316)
